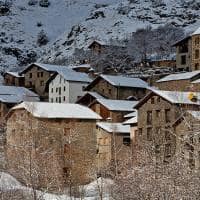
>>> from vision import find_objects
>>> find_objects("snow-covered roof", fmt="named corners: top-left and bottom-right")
top-left (123, 116), bottom-right (138, 125)
top-left (187, 110), bottom-right (200, 120)
top-left (135, 88), bottom-right (200, 108)
top-left (157, 71), bottom-right (200, 83)
top-left (96, 122), bottom-right (130, 133)
top-left (147, 53), bottom-right (176, 62)
top-left (21, 63), bottom-right (74, 75)
top-left (86, 92), bottom-right (105, 99)
top-left (0, 86), bottom-right (39, 103)
top-left (100, 74), bottom-right (148, 88)
top-left (124, 110), bottom-right (137, 118)
top-left (191, 78), bottom-right (200, 84)
top-left (95, 99), bottom-right (137, 111)
top-left (70, 64), bottom-right (91, 69)
top-left (5, 71), bottom-right (24, 78)
top-left (192, 27), bottom-right (200, 36)
top-left (12, 102), bottom-right (102, 120)
top-left (58, 70), bottom-right (92, 83)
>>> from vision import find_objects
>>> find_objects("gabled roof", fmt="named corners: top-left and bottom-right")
top-left (20, 63), bottom-right (73, 75)
top-left (48, 70), bottom-right (92, 84)
top-left (88, 40), bottom-right (107, 48)
top-left (92, 99), bottom-right (138, 112)
top-left (4, 71), bottom-right (24, 78)
top-left (0, 86), bottom-right (39, 103)
top-left (85, 74), bottom-right (148, 90)
top-left (11, 102), bottom-right (102, 120)
top-left (157, 71), bottom-right (200, 83)
top-left (124, 110), bottom-right (137, 118)
top-left (123, 116), bottom-right (138, 125)
top-left (96, 122), bottom-right (130, 134)
top-left (76, 92), bottom-right (105, 104)
top-left (135, 88), bottom-right (200, 109)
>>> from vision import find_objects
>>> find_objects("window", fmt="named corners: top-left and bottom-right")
top-left (123, 137), bottom-right (131, 146)
top-left (156, 110), bottom-right (160, 118)
top-left (138, 128), bottom-right (142, 136)
top-left (181, 55), bottom-right (186, 65)
top-left (29, 81), bottom-right (32, 87)
top-left (109, 89), bottom-right (112, 95)
top-left (151, 97), bottom-right (154, 104)
top-left (82, 86), bottom-right (86, 91)
top-left (59, 87), bottom-right (61, 95)
top-left (155, 144), bottom-right (160, 154)
top-left (56, 88), bottom-right (58, 93)
top-left (63, 86), bottom-right (66, 91)
top-left (195, 63), bottom-right (199, 70)
top-left (195, 37), bottom-right (199, 45)
top-left (147, 111), bottom-right (152, 125)
top-left (147, 127), bottom-right (152, 141)
top-left (59, 97), bottom-right (61, 103)
top-left (165, 109), bottom-right (170, 123)
top-left (157, 97), bottom-right (160, 103)
top-left (29, 73), bottom-right (32, 78)
top-left (63, 96), bottom-right (65, 101)
top-left (41, 72), bottom-right (43, 77)
top-left (51, 88), bottom-right (53, 93)
top-left (195, 49), bottom-right (199, 59)
top-left (164, 143), bottom-right (171, 157)
top-left (165, 130), bottom-right (171, 141)
top-left (189, 152), bottom-right (195, 169)
top-left (40, 80), bottom-right (44, 86)
top-left (37, 72), bottom-right (40, 77)
top-left (56, 97), bottom-right (58, 102)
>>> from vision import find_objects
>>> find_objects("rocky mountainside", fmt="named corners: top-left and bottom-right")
top-left (0, 0), bottom-right (200, 72)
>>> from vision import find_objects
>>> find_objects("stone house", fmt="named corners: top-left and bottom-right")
top-left (89, 98), bottom-right (137, 122)
top-left (96, 122), bottom-right (131, 172)
top-left (76, 91), bottom-right (105, 106)
top-left (0, 86), bottom-right (39, 124)
top-left (85, 74), bottom-right (148, 100)
top-left (6, 102), bottom-right (101, 191)
top-left (0, 86), bottom-right (39, 170)
top-left (88, 40), bottom-right (125, 55)
top-left (156, 70), bottom-right (200, 91)
top-left (173, 26), bottom-right (200, 71)
top-left (3, 72), bottom-right (24, 87)
top-left (173, 110), bottom-right (200, 170)
top-left (134, 88), bottom-right (200, 164)
top-left (48, 70), bottom-right (91, 103)
top-left (20, 63), bottom-right (74, 101)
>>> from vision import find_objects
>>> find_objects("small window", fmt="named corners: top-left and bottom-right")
top-left (82, 86), bottom-right (86, 91)
top-left (29, 81), bottom-right (32, 87)
top-left (37, 72), bottom-right (40, 77)
top-left (155, 144), bottom-right (160, 154)
top-left (151, 97), bottom-right (154, 104)
top-left (164, 143), bottom-right (171, 157)
top-left (63, 96), bottom-right (65, 101)
top-left (156, 110), bottom-right (160, 118)
top-left (59, 87), bottom-right (61, 95)
top-left (123, 137), bottom-right (131, 146)
top-left (138, 128), bottom-right (142, 136)
top-left (41, 72), bottom-right (43, 77)
top-left (157, 97), bottom-right (160, 103)
top-left (165, 109), bottom-right (171, 123)
top-left (56, 97), bottom-right (58, 102)
top-left (63, 86), bottom-right (66, 91)
top-left (147, 111), bottom-right (152, 125)
top-left (40, 81), bottom-right (44, 86)
top-left (51, 88), bottom-right (53, 93)
top-left (56, 88), bottom-right (58, 93)
top-left (195, 37), bottom-right (199, 45)
top-left (195, 63), bottom-right (199, 70)
top-left (147, 127), bottom-right (152, 141)
top-left (29, 73), bottom-right (32, 78)
top-left (195, 49), bottom-right (199, 59)
top-left (59, 97), bottom-right (61, 103)
top-left (109, 89), bottom-right (112, 95)
top-left (181, 55), bottom-right (186, 65)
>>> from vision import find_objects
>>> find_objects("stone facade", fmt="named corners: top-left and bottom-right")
top-left (22, 64), bottom-right (51, 100)
top-left (136, 93), bottom-right (200, 164)
top-left (175, 31), bottom-right (200, 71)
top-left (96, 126), bottom-right (131, 173)
top-left (3, 73), bottom-right (24, 87)
top-left (88, 78), bottom-right (146, 100)
top-left (6, 109), bottom-right (97, 191)
top-left (174, 112), bottom-right (200, 169)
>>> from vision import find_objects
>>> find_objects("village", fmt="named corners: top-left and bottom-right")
top-left (0, 25), bottom-right (200, 199)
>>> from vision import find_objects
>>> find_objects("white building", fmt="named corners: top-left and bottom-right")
top-left (48, 71), bottom-right (92, 103)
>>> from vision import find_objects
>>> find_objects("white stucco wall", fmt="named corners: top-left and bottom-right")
top-left (49, 74), bottom-right (89, 103)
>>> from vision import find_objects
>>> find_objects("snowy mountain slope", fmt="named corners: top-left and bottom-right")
top-left (0, 0), bottom-right (119, 71)
top-left (41, 0), bottom-right (200, 63)
top-left (0, 0), bottom-right (200, 71)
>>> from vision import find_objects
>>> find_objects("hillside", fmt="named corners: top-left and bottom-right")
top-left (0, 0), bottom-right (200, 71)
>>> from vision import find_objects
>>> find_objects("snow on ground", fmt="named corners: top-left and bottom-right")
top-left (0, 172), bottom-right (113, 200)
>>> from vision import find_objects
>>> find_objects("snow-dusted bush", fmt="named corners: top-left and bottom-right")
top-left (28, 0), bottom-right (38, 6)
top-left (39, 0), bottom-right (50, 7)
top-left (0, 0), bottom-right (12, 15)
top-left (37, 30), bottom-right (49, 46)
